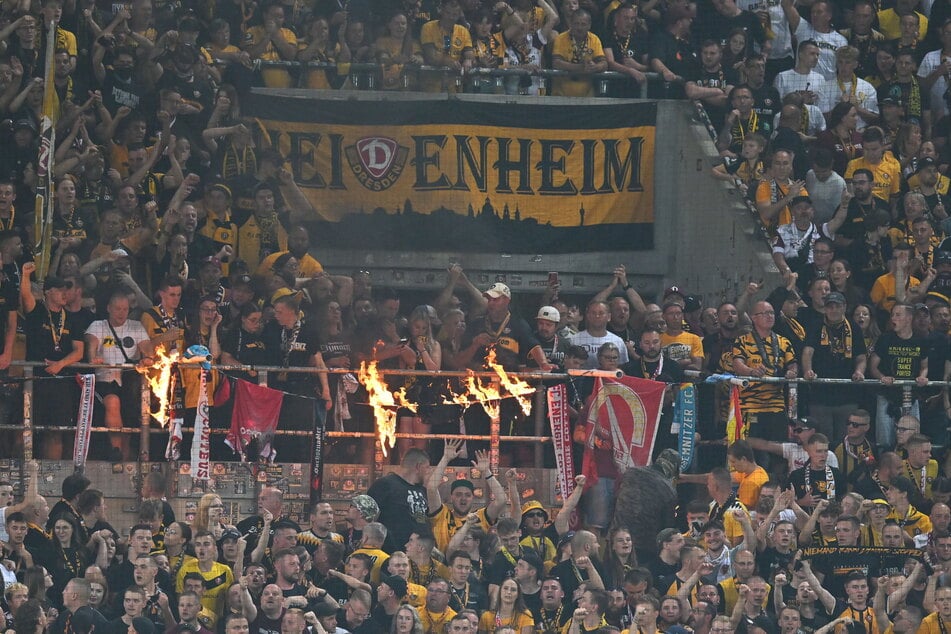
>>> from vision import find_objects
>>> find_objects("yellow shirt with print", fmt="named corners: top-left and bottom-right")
top-left (419, 21), bottom-right (472, 92)
top-left (870, 273), bottom-right (921, 312)
top-left (257, 251), bottom-right (323, 277)
top-left (420, 606), bottom-right (456, 634)
top-left (351, 546), bottom-right (390, 585)
top-left (245, 26), bottom-right (299, 88)
top-left (550, 31), bottom-right (606, 97)
top-left (175, 560), bottom-right (234, 617)
top-left (428, 504), bottom-right (491, 553)
top-left (845, 154), bottom-right (902, 202)
top-left (237, 214), bottom-right (289, 272)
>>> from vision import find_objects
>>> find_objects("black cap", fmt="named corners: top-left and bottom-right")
top-left (218, 528), bottom-right (241, 544)
top-left (789, 195), bottom-right (812, 207)
top-left (450, 479), bottom-right (475, 492)
top-left (936, 251), bottom-right (951, 264)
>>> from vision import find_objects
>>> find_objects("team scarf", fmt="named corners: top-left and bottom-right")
top-left (675, 384), bottom-right (696, 471)
top-left (165, 372), bottom-right (182, 461)
top-left (819, 319), bottom-right (853, 359)
top-left (190, 369), bottom-right (211, 480)
top-left (73, 374), bottom-right (95, 469)
top-left (547, 383), bottom-right (576, 500)
top-left (803, 463), bottom-right (836, 502)
top-left (800, 545), bottom-right (933, 575)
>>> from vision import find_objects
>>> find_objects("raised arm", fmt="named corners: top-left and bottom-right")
top-left (555, 475), bottom-right (586, 535)
top-left (427, 439), bottom-right (463, 511)
top-left (473, 449), bottom-right (507, 522)
top-left (801, 560), bottom-right (836, 614)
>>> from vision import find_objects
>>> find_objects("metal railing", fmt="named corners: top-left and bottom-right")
top-left (248, 59), bottom-right (663, 98)
top-left (4, 360), bottom-right (941, 468)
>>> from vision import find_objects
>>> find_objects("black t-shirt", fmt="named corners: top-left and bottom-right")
top-left (0, 263), bottom-right (18, 355)
top-left (840, 197), bottom-right (892, 242)
top-left (789, 465), bottom-right (846, 510)
top-left (222, 327), bottom-right (270, 366)
top-left (755, 546), bottom-right (795, 581)
top-left (872, 331), bottom-right (928, 380)
top-left (366, 473), bottom-right (428, 553)
top-left (805, 318), bottom-right (868, 379)
top-left (648, 30), bottom-right (697, 98)
top-left (462, 312), bottom-right (540, 370)
top-left (750, 84), bottom-right (780, 138)
top-left (25, 302), bottom-right (81, 363)
top-left (252, 608), bottom-right (284, 634)
top-left (448, 580), bottom-right (488, 612)
top-left (262, 320), bottom-right (321, 392)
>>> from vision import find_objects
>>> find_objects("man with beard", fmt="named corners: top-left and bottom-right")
top-left (838, 169), bottom-right (890, 246)
top-left (831, 410), bottom-right (877, 483)
top-left (623, 328), bottom-right (685, 382)
top-left (426, 440), bottom-right (506, 553)
top-left (534, 306), bottom-right (570, 368)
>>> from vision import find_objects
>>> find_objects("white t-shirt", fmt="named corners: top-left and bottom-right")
top-left (806, 169), bottom-right (848, 223)
top-left (774, 69), bottom-right (826, 100)
top-left (568, 330), bottom-right (630, 369)
top-left (85, 318), bottom-right (149, 384)
top-left (781, 442), bottom-right (840, 472)
top-left (917, 48), bottom-right (950, 121)
top-left (817, 76), bottom-right (879, 129)
top-left (794, 20), bottom-right (848, 80)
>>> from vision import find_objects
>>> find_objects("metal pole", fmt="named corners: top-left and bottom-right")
top-left (533, 386), bottom-right (545, 469)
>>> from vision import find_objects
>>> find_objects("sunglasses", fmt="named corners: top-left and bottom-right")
top-left (525, 511), bottom-right (546, 519)
top-left (792, 427), bottom-right (810, 433)
top-left (848, 421), bottom-right (869, 427)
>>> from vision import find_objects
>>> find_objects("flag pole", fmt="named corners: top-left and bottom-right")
top-left (33, 17), bottom-right (58, 279)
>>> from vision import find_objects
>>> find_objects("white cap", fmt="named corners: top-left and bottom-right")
top-left (536, 306), bottom-right (561, 323)
top-left (483, 282), bottom-right (511, 299)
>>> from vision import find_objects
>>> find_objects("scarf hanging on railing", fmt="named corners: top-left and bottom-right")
top-left (73, 374), bottom-right (95, 469)
top-left (676, 384), bottom-right (696, 471)
top-left (547, 383), bottom-right (575, 499)
top-left (165, 372), bottom-right (182, 461)
top-left (191, 369), bottom-right (211, 480)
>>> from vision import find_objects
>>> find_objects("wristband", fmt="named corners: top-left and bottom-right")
top-left (485, 474), bottom-right (496, 480)
top-left (622, 283), bottom-right (631, 291)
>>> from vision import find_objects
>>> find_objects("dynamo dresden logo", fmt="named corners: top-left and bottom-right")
top-left (345, 137), bottom-right (409, 191)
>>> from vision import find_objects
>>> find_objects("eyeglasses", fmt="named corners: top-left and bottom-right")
top-left (896, 427), bottom-right (917, 432)
top-left (792, 427), bottom-right (810, 433)
top-left (813, 250), bottom-right (833, 255)
top-left (752, 311), bottom-right (775, 317)
top-left (848, 421), bottom-right (870, 427)
top-left (525, 512), bottom-right (546, 519)
top-left (428, 589), bottom-right (448, 594)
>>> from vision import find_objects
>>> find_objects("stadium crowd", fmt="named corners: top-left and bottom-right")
top-left (13, 0), bottom-right (951, 632)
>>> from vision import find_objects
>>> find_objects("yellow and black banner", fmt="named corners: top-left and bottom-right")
top-left (245, 93), bottom-right (656, 253)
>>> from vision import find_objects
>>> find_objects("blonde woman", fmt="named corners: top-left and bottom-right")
top-left (190, 494), bottom-right (234, 540)
top-left (396, 307), bottom-right (442, 456)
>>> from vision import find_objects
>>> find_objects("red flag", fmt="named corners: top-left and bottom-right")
top-left (726, 386), bottom-right (744, 444)
top-left (225, 379), bottom-right (284, 461)
top-left (580, 376), bottom-right (666, 487)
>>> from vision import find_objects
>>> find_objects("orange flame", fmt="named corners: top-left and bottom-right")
top-left (358, 360), bottom-right (416, 456)
top-left (356, 348), bottom-right (536, 453)
top-left (138, 346), bottom-right (179, 427)
top-left (442, 349), bottom-right (536, 419)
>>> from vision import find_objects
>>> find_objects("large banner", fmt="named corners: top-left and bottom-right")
top-left (246, 94), bottom-right (656, 253)
top-left (580, 376), bottom-right (665, 485)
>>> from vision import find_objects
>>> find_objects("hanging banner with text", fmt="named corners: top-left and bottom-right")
top-left (245, 94), bottom-right (656, 253)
